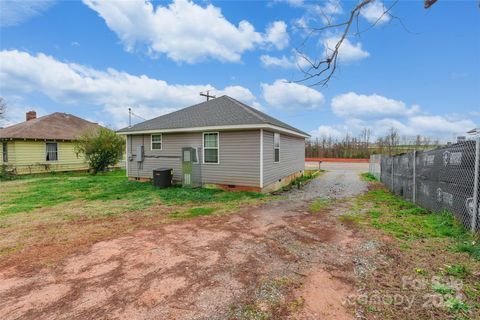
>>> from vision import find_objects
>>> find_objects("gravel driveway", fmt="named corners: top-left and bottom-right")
top-left (0, 166), bottom-right (369, 320)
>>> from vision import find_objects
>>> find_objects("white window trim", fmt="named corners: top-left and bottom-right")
top-left (193, 147), bottom-right (200, 164)
top-left (202, 132), bottom-right (220, 164)
top-left (274, 132), bottom-right (280, 163)
top-left (2, 142), bottom-right (8, 163)
top-left (45, 142), bottom-right (59, 162)
top-left (151, 134), bottom-right (162, 150)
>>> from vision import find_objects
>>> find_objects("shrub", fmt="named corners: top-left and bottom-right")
top-left (74, 127), bottom-right (125, 174)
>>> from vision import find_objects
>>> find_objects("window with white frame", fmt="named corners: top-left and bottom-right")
top-left (274, 133), bottom-right (280, 163)
top-left (151, 134), bottom-right (162, 150)
top-left (46, 142), bottom-right (58, 161)
top-left (2, 142), bottom-right (7, 163)
top-left (203, 132), bottom-right (219, 164)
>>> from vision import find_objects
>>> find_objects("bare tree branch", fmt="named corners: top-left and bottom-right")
top-left (424, 0), bottom-right (438, 9)
top-left (294, 0), bottom-right (374, 87)
top-left (294, 0), bottom-right (450, 87)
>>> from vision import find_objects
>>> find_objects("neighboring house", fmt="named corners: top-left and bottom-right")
top-left (117, 96), bottom-right (310, 192)
top-left (0, 111), bottom-right (104, 174)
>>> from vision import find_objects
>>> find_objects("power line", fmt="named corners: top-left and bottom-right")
top-left (128, 107), bottom-right (147, 127)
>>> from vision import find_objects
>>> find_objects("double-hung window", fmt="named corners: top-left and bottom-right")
top-left (203, 132), bottom-right (219, 164)
top-left (2, 142), bottom-right (7, 162)
top-left (151, 134), bottom-right (162, 150)
top-left (46, 142), bottom-right (58, 161)
top-left (274, 133), bottom-right (280, 163)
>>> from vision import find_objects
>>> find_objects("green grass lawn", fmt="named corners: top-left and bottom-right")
top-left (0, 169), bottom-right (265, 216)
top-left (345, 185), bottom-right (480, 319)
top-left (0, 169), bottom-right (268, 268)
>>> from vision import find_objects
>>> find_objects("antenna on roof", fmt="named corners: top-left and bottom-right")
top-left (200, 90), bottom-right (216, 101)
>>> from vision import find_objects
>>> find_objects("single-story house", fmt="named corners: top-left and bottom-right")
top-left (117, 95), bottom-right (310, 192)
top-left (0, 111), bottom-right (105, 174)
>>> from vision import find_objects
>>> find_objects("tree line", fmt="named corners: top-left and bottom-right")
top-left (305, 128), bottom-right (441, 159)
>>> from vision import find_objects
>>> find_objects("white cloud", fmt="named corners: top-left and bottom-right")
top-left (260, 51), bottom-right (310, 69)
top-left (0, 50), bottom-right (260, 128)
top-left (83, 0), bottom-right (288, 63)
top-left (313, 0), bottom-right (343, 25)
top-left (310, 125), bottom-right (344, 139)
top-left (331, 92), bottom-right (419, 118)
top-left (323, 37), bottom-right (370, 63)
top-left (326, 92), bottom-right (475, 141)
top-left (0, 95), bottom-right (47, 127)
top-left (360, 1), bottom-right (391, 25)
top-left (408, 115), bottom-right (476, 135)
top-left (260, 55), bottom-right (294, 68)
top-left (0, 0), bottom-right (56, 27)
top-left (275, 0), bottom-right (305, 7)
top-left (261, 79), bottom-right (325, 111)
top-left (264, 21), bottom-right (289, 50)
top-left (309, 115), bottom-right (475, 142)
top-left (218, 86), bottom-right (263, 110)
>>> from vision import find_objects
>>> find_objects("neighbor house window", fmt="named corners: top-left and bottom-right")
top-left (151, 134), bottom-right (162, 150)
top-left (274, 133), bottom-right (280, 163)
top-left (46, 142), bottom-right (58, 161)
top-left (2, 142), bottom-right (7, 162)
top-left (203, 132), bottom-right (219, 164)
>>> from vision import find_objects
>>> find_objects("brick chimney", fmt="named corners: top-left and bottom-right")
top-left (26, 111), bottom-right (36, 121)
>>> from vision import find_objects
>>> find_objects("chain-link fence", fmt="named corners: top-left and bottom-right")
top-left (370, 138), bottom-right (480, 232)
top-left (369, 154), bottom-right (381, 180)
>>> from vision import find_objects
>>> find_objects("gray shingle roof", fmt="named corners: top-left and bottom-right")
top-left (117, 95), bottom-right (309, 136)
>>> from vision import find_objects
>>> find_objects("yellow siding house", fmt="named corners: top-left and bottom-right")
top-left (0, 111), bottom-right (104, 175)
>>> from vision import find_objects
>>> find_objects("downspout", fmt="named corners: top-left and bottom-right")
top-left (260, 129), bottom-right (264, 190)
top-left (125, 135), bottom-right (129, 177)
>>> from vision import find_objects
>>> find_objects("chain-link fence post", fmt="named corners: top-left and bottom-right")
top-left (412, 150), bottom-right (416, 204)
top-left (472, 137), bottom-right (480, 233)
top-left (391, 156), bottom-right (394, 191)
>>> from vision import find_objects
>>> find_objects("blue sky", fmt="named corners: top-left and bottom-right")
top-left (0, 0), bottom-right (479, 141)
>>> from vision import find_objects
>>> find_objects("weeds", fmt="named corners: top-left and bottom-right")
top-left (283, 170), bottom-right (322, 191)
top-left (360, 172), bottom-right (378, 182)
top-left (349, 186), bottom-right (480, 319)
top-left (170, 207), bottom-right (216, 219)
top-left (309, 198), bottom-right (331, 213)
top-left (445, 264), bottom-right (468, 278)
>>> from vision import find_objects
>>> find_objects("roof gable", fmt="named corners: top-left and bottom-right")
top-left (118, 96), bottom-right (309, 136)
top-left (0, 112), bottom-right (103, 140)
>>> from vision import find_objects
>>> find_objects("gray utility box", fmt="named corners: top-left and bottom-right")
top-left (136, 145), bottom-right (144, 162)
top-left (153, 168), bottom-right (172, 188)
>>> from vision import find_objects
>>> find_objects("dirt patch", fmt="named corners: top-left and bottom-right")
top-left (297, 268), bottom-right (355, 320)
top-left (0, 170), bottom-right (373, 320)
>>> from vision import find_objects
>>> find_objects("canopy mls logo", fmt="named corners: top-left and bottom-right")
top-left (423, 154), bottom-right (435, 166)
top-left (442, 151), bottom-right (462, 167)
top-left (436, 188), bottom-right (453, 206)
top-left (419, 182), bottom-right (430, 197)
top-left (466, 197), bottom-right (479, 217)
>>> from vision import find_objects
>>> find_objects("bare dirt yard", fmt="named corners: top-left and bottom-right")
top-left (1, 164), bottom-right (479, 320)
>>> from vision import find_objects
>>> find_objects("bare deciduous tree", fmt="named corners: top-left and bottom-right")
top-left (305, 127), bottom-right (438, 159)
top-left (0, 97), bottom-right (6, 120)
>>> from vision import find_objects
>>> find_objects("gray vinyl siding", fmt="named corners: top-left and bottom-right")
top-left (202, 130), bottom-right (260, 187)
top-left (263, 130), bottom-right (305, 187)
top-left (126, 130), bottom-right (260, 187)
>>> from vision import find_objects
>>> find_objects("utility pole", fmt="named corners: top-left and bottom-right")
top-left (200, 90), bottom-right (216, 101)
top-left (128, 107), bottom-right (132, 127)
